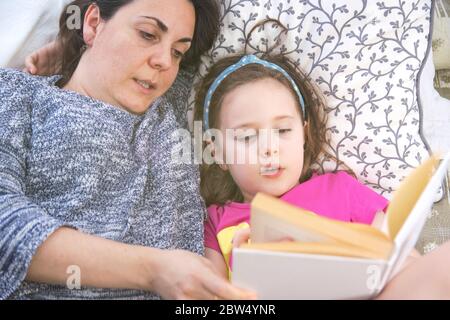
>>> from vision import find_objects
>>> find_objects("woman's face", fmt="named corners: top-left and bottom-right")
top-left (79, 0), bottom-right (195, 114)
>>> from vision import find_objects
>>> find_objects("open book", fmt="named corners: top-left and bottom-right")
top-left (232, 153), bottom-right (450, 299)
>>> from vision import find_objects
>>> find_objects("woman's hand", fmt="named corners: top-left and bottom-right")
top-left (148, 249), bottom-right (257, 300)
top-left (26, 228), bottom-right (255, 300)
top-left (23, 40), bottom-right (62, 76)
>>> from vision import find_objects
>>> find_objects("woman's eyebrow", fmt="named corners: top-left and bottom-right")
top-left (140, 16), bottom-right (192, 43)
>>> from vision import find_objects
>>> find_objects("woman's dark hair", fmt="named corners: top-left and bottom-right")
top-left (57, 0), bottom-right (220, 86)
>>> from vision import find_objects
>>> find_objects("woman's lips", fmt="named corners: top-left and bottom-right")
top-left (134, 78), bottom-right (156, 94)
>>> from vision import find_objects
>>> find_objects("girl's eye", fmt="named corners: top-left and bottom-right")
top-left (236, 135), bottom-right (257, 143)
top-left (278, 128), bottom-right (292, 134)
top-left (140, 31), bottom-right (156, 41)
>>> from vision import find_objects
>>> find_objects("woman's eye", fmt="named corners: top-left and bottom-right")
top-left (140, 31), bottom-right (155, 41)
top-left (172, 49), bottom-right (184, 59)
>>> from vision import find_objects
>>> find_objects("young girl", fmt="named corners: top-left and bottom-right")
top-left (194, 53), bottom-right (450, 299)
top-left (194, 53), bottom-right (389, 278)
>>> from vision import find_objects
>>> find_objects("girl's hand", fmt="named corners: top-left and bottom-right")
top-left (23, 40), bottom-right (62, 76)
top-left (232, 228), bottom-right (251, 249)
top-left (231, 227), bottom-right (294, 249)
top-left (149, 249), bottom-right (257, 300)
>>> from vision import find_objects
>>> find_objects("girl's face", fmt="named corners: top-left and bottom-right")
top-left (216, 78), bottom-right (306, 202)
top-left (76, 0), bottom-right (195, 114)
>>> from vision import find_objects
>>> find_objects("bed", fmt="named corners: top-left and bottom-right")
top-left (0, 0), bottom-right (449, 254)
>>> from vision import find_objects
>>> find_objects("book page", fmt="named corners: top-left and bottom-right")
top-left (242, 241), bottom-right (391, 259)
top-left (251, 208), bottom-right (334, 243)
top-left (386, 154), bottom-right (442, 239)
top-left (250, 193), bottom-right (393, 258)
top-left (384, 153), bottom-right (450, 283)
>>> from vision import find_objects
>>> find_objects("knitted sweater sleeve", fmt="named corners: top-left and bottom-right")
top-left (0, 69), bottom-right (70, 299)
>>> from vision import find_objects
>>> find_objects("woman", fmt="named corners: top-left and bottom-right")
top-left (0, 0), bottom-right (255, 300)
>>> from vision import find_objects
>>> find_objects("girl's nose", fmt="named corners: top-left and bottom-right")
top-left (263, 148), bottom-right (278, 157)
top-left (259, 130), bottom-right (279, 158)
top-left (259, 146), bottom-right (279, 167)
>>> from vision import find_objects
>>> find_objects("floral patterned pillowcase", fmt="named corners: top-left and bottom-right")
top-left (191, 0), bottom-right (434, 199)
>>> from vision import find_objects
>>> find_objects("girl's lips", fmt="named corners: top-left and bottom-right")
top-left (260, 167), bottom-right (284, 178)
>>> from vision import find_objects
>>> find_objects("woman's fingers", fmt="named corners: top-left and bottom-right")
top-left (152, 249), bottom-right (257, 300)
top-left (23, 41), bottom-right (62, 76)
top-left (211, 280), bottom-right (257, 300)
top-left (202, 269), bottom-right (257, 300)
top-left (24, 54), bottom-right (38, 74)
top-left (181, 256), bottom-right (257, 300)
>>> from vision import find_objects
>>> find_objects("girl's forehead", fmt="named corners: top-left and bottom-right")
top-left (219, 78), bottom-right (301, 128)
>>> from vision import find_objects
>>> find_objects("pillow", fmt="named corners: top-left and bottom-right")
top-left (190, 0), bottom-right (434, 200)
top-left (420, 49), bottom-right (450, 163)
top-left (0, 0), bottom-right (71, 69)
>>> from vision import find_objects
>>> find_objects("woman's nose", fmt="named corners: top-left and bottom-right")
top-left (148, 47), bottom-right (172, 71)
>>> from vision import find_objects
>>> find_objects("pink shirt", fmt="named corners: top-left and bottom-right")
top-left (204, 171), bottom-right (389, 271)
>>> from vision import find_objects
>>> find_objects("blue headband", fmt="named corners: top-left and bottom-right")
top-left (202, 54), bottom-right (306, 130)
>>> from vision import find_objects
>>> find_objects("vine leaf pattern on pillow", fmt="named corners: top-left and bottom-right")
top-left (191, 0), bottom-right (432, 199)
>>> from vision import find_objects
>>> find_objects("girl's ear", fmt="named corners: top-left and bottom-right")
top-left (303, 121), bottom-right (309, 147)
top-left (83, 4), bottom-right (103, 47)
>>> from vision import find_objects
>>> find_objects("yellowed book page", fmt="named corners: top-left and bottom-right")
top-left (241, 241), bottom-right (391, 260)
top-left (251, 193), bottom-right (392, 253)
top-left (386, 154), bottom-right (440, 239)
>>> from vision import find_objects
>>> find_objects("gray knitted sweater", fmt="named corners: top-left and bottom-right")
top-left (0, 68), bottom-right (206, 299)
